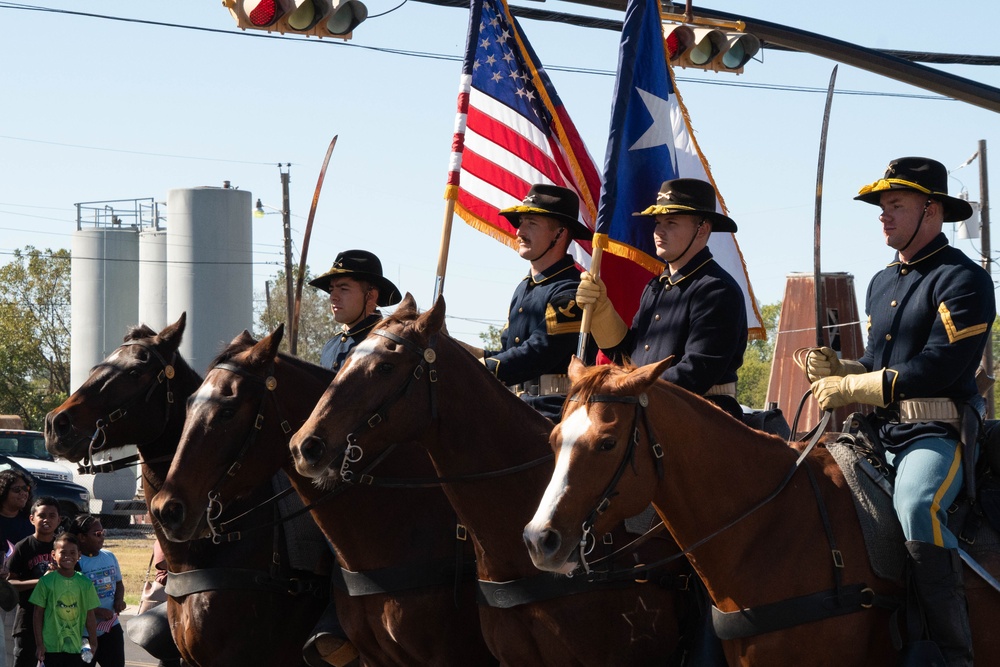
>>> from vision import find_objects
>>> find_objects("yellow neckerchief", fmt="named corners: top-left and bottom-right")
top-left (527, 257), bottom-right (576, 286)
top-left (340, 312), bottom-right (382, 337)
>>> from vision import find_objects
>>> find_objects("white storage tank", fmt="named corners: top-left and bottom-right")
top-left (138, 229), bottom-right (168, 331)
top-left (166, 186), bottom-right (253, 374)
top-left (70, 228), bottom-right (140, 391)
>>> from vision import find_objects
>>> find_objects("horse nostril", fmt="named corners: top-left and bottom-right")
top-left (154, 499), bottom-right (185, 531)
top-left (299, 436), bottom-right (327, 466)
top-left (47, 412), bottom-right (71, 438)
top-left (539, 528), bottom-right (562, 557)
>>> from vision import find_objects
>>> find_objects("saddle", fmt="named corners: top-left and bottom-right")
top-left (828, 412), bottom-right (1000, 585)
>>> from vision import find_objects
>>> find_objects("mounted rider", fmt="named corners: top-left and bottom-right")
top-left (809, 157), bottom-right (995, 667)
top-left (310, 249), bottom-right (402, 373)
top-left (458, 184), bottom-right (590, 422)
top-left (575, 177), bottom-right (748, 421)
top-left (304, 249), bottom-right (401, 667)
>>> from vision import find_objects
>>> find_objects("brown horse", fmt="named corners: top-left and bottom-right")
top-left (524, 357), bottom-right (1000, 666)
top-left (149, 325), bottom-right (497, 666)
top-left (288, 295), bottom-right (691, 666)
top-left (44, 315), bottom-right (327, 667)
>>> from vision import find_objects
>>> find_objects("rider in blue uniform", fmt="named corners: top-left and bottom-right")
top-left (304, 249), bottom-right (401, 667)
top-left (809, 157), bottom-right (994, 667)
top-left (576, 178), bottom-right (747, 421)
top-left (457, 184), bottom-right (589, 422)
top-left (310, 249), bottom-right (402, 374)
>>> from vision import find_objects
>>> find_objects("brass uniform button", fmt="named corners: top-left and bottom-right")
top-left (654, 314), bottom-right (661, 321)
top-left (885, 334), bottom-right (892, 341)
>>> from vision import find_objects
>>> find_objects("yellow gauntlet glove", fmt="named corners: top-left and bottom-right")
top-left (805, 346), bottom-right (868, 382)
top-left (576, 271), bottom-right (627, 348)
top-left (811, 371), bottom-right (887, 410)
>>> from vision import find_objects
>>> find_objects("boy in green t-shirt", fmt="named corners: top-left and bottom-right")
top-left (29, 532), bottom-right (99, 666)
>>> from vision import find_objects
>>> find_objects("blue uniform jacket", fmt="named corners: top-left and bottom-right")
top-left (319, 312), bottom-right (383, 374)
top-left (604, 247), bottom-right (747, 396)
top-left (858, 233), bottom-right (995, 450)
top-left (483, 254), bottom-right (583, 384)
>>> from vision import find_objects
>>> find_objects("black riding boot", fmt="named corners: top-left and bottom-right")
top-left (906, 540), bottom-right (974, 667)
top-left (302, 601), bottom-right (359, 667)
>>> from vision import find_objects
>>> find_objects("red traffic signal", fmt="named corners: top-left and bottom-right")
top-left (223, 0), bottom-right (367, 39)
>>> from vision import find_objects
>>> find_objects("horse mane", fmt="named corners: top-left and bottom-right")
top-left (124, 323), bottom-right (157, 342)
top-left (276, 352), bottom-right (333, 382)
top-left (566, 362), bottom-right (636, 405)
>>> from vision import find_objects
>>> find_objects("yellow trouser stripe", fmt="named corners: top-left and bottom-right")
top-left (930, 446), bottom-right (963, 547)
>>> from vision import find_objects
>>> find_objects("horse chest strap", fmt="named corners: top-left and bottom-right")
top-left (711, 583), bottom-right (894, 640)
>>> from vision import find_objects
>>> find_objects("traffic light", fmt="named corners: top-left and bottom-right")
top-left (663, 23), bottom-right (760, 73)
top-left (223, 0), bottom-right (367, 39)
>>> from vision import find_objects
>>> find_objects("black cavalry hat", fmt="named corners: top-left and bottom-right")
top-left (854, 156), bottom-right (973, 223)
top-left (499, 184), bottom-right (591, 240)
top-left (632, 178), bottom-right (738, 233)
top-left (308, 249), bottom-right (402, 307)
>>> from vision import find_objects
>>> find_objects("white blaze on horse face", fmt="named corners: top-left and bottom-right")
top-left (188, 381), bottom-right (218, 410)
top-left (341, 336), bottom-right (378, 372)
top-left (526, 406), bottom-right (593, 534)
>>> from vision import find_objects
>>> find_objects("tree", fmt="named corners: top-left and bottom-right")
top-left (479, 324), bottom-right (503, 351)
top-left (255, 265), bottom-right (335, 365)
top-left (737, 302), bottom-right (781, 410)
top-left (0, 247), bottom-right (71, 428)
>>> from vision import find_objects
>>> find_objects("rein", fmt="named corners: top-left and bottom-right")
top-left (80, 339), bottom-right (180, 474)
top-left (573, 390), bottom-right (832, 578)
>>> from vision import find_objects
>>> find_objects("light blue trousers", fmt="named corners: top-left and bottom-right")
top-left (886, 437), bottom-right (964, 549)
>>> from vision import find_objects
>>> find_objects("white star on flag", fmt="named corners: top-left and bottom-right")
top-left (628, 87), bottom-right (676, 169)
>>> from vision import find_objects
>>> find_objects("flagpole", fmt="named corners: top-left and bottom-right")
top-left (433, 199), bottom-right (458, 303)
top-left (577, 242), bottom-right (604, 359)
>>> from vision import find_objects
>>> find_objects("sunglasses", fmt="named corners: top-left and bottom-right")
top-left (10, 486), bottom-right (30, 493)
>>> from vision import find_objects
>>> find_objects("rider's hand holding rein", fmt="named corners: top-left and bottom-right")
top-left (811, 370), bottom-right (888, 410)
top-left (804, 346), bottom-right (867, 382)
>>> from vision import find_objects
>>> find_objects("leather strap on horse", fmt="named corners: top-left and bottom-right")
top-left (330, 558), bottom-right (478, 597)
top-left (476, 572), bottom-right (635, 609)
top-left (165, 568), bottom-right (325, 598)
top-left (711, 582), bottom-right (898, 640)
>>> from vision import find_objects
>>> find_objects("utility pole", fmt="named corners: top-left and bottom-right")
top-left (979, 140), bottom-right (993, 417)
top-left (279, 164), bottom-right (296, 355)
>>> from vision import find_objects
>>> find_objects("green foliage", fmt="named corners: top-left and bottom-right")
top-left (255, 265), bottom-right (335, 365)
top-left (479, 324), bottom-right (503, 351)
top-left (0, 247), bottom-right (71, 428)
top-left (736, 302), bottom-right (781, 410)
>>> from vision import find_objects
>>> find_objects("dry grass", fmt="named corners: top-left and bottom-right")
top-left (104, 528), bottom-right (158, 607)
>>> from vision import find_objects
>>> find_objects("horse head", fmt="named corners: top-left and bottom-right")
top-left (151, 324), bottom-right (318, 543)
top-left (290, 292), bottom-right (444, 481)
top-left (44, 312), bottom-right (194, 463)
top-left (524, 356), bottom-right (673, 574)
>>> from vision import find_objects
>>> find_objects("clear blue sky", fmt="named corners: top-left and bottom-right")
top-left (1, 0), bottom-right (998, 344)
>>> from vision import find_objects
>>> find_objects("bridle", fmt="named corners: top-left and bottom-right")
top-left (329, 326), bottom-right (553, 487)
top-left (569, 391), bottom-right (663, 574)
top-left (568, 388), bottom-right (831, 578)
top-left (79, 339), bottom-right (179, 474)
top-left (332, 327), bottom-right (440, 484)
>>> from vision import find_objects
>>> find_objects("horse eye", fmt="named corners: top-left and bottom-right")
top-left (598, 437), bottom-right (617, 451)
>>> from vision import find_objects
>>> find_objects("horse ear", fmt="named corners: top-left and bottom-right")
top-left (620, 356), bottom-right (674, 394)
top-left (418, 295), bottom-right (445, 338)
top-left (156, 312), bottom-right (187, 350)
top-left (568, 356), bottom-right (587, 382)
top-left (398, 293), bottom-right (417, 315)
top-left (250, 324), bottom-right (284, 365)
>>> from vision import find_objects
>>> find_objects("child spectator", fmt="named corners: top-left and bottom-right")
top-left (7, 497), bottom-right (60, 667)
top-left (29, 533), bottom-right (99, 666)
top-left (70, 516), bottom-right (124, 667)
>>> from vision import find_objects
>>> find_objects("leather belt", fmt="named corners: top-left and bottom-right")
top-left (704, 382), bottom-right (737, 399)
top-left (878, 398), bottom-right (961, 426)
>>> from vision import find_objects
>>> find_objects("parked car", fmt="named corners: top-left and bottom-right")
top-left (0, 430), bottom-right (90, 520)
